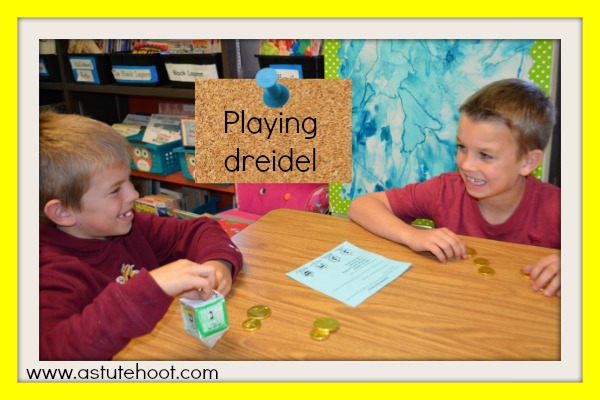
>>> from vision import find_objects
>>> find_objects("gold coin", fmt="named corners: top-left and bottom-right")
top-left (473, 257), bottom-right (490, 267)
top-left (314, 317), bottom-right (340, 333)
top-left (519, 268), bottom-right (530, 280)
top-left (247, 305), bottom-right (272, 319)
top-left (466, 247), bottom-right (477, 258)
top-left (478, 266), bottom-right (495, 276)
top-left (242, 318), bottom-right (261, 332)
top-left (310, 328), bottom-right (330, 341)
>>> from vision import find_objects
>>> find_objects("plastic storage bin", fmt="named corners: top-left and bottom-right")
top-left (39, 55), bottom-right (61, 82)
top-left (173, 147), bottom-right (195, 181)
top-left (127, 132), bottom-right (182, 175)
top-left (68, 54), bottom-right (115, 84)
top-left (255, 55), bottom-right (324, 79)
top-left (191, 194), bottom-right (221, 215)
top-left (108, 52), bottom-right (168, 86)
top-left (162, 53), bottom-right (223, 88)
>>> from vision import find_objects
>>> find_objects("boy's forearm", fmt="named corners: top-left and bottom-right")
top-left (348, 195), bottom-right (414, 246)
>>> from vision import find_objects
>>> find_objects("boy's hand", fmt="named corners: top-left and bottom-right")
top-left (149, 259), bottom-right (234, 301)
top-left (203, 260), bottom-right (234, 297)
top-left (523, 254), bottom-right (560, 297)
top-left (405, 228), bottom-right (467, 263)
top-left (150, 259), bottom-right (217, 300)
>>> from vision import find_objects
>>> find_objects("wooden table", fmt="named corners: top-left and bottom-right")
top-left (115, 208), bottom-right (560, 361)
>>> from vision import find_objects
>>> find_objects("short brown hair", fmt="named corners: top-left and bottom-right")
top-left (459, 78), bottom-right (556, 158)
top-left (40, 112), bottom-right (132, 215)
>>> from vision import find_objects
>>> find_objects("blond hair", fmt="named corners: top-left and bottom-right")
top-left (40, 112), bottom-right (132, 214)
top-left (459, 79), bottom-right (556, 158)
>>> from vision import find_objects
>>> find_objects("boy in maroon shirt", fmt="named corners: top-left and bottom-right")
top-left (39, 112), bottom-right (243, 360)
top-left (348, 79), bottom-right (560, 297)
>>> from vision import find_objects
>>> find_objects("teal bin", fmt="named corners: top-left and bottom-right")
top-left (191, 195), bottom-right (221, 215)
top-left (173, 147), bottom-right (195, 181)
top-left (127, 133), bottom-right (182, 175)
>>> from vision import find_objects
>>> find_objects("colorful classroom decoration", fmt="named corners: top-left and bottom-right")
top-left (325, 39), bottom-right (556, 215)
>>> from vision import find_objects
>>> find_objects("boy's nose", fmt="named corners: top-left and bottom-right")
top-left (125, 182), bottom-right (139, 202)
top-left (457, 154), bottom-right (476, 171)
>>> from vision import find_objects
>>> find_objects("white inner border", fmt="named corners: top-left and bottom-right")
top-left (20, 18), bottom-right (582, 382)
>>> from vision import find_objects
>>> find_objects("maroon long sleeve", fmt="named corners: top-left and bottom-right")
top-left (39, 212), bottom-right (243, 360)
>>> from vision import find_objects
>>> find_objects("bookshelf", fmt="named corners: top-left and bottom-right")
top-left (130, 170), bottom-right (235, 210)
top-left (39, 40), bottom-right (241, 121)
top-left (39, 39), bottom-right (244, 212)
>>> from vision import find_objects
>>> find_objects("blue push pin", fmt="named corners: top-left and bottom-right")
top-left (255, 68), bottom-right (290, 108)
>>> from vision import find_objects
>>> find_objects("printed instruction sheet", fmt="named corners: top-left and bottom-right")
top-left (286, 241), bottom-right (411, 307)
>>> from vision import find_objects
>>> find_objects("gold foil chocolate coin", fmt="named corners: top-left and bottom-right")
top-left (314, 317), bottom-right (340, 333)
top-left (247, 305), bottom-right (272, 319)
top-left (242, 318), bottom-right (261, 332)
top-left (473, 257), bottom-right (490, 267)
top-left (466, 247), bottom-right (477, 258)
top-left (478, 266), bottom-right (495, 276)
top-left (310, 328), bottom-right (330, 341)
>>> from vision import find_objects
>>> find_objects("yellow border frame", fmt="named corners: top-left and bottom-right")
top-left (8, 1), bottom-right (593, 398)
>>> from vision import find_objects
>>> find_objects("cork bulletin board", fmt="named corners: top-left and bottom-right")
top-left (194, 79), bottom-right (352, 183)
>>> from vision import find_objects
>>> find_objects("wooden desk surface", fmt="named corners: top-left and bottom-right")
top-left (115, 208), bottom-right (560, 361)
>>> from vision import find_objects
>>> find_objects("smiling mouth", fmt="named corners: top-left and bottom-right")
top-left (465, 176), bottom-right (486, 186)
top-left (119, 210), bottom-right (134, 218)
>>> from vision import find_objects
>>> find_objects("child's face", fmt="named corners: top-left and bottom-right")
top-left (65, 165), bottom-right (139, 240)
top-left (456, 115), bottom-right (530, 204)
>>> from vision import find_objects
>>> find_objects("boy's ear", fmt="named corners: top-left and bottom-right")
top-left (520, 149), bottom-right (544, 176)
top-left (44, 199), bottom-right (77, 227)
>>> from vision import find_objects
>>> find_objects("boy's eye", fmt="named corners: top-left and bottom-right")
top-left (456, 144), bottom-right (466, 152)
top-left (479, 152), bottom-right (493, 160)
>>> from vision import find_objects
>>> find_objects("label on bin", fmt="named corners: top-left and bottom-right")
top-left (164, 63), bottom-right (218, 82)
top-left (69, 56), bottom-right (100, 84)
top-left (39, 59), bottom-right (49, 76)
top-left (112, 65), bottom-right (159, 83)
top-left (270, 64), bottom-right (303, 79)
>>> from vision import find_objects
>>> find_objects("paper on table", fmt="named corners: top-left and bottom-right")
top-left (286, 241), bottom-right (411, 307)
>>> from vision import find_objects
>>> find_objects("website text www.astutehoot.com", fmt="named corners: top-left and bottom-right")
top-left (25, 363), bottom-right (219, 382)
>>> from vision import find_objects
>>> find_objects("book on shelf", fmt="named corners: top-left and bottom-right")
top-left (67, 39), bottom-right (103, 54)
top-left (130, 176), bottom-right (159, 197)
top-left (142, 114), bottom-right (182, 145)
top-left (112, 123), bottom-right (143, 137)
top-left (134, 195), bottom-right (177, 218)
top-left (180, 118), bottom-right (196, 147)
top-left (259, 39), bottom-right (323, 56)
top-left (39, 39), bottom-right (56, 55)
top-left (158, 103), bottom-right (194, 117)
top-left (122, 113), bottom-right (151, 126)
top-left (178, 187), bottom-right (210, 210)
top-left (158, 187), bottom-right (186, 210)
top-left (175, 209), bottom-right (204, 220)
top-left (166, 40), bottom-right (221, 54)
top-left (132, 41), bottom-right (168, 54)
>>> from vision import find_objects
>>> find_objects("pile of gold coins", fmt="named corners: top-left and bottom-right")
top-left (310, 317), bottom-right (340, 341)
top-left (242, 305), bottom-right (271, 332)
top-left (467, 246), bottom-right (544, 292)
top-left (466, 246), bottom-right (495, 276)
top-left (241, 306), bottom-right (341, 342)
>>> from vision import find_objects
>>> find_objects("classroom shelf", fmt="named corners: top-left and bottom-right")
top-left (40, 82), bottom-right (195, 100)
top-left (131, 170), bottom-right (234, 194)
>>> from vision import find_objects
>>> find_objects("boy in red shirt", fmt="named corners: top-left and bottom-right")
top-left (39, 112), bottom-right (243, 360)
top-left (348, 79), bottom-right (560, 297)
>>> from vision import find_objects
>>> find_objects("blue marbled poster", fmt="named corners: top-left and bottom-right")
top-left (333, 39), bottom-right (535, 208)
